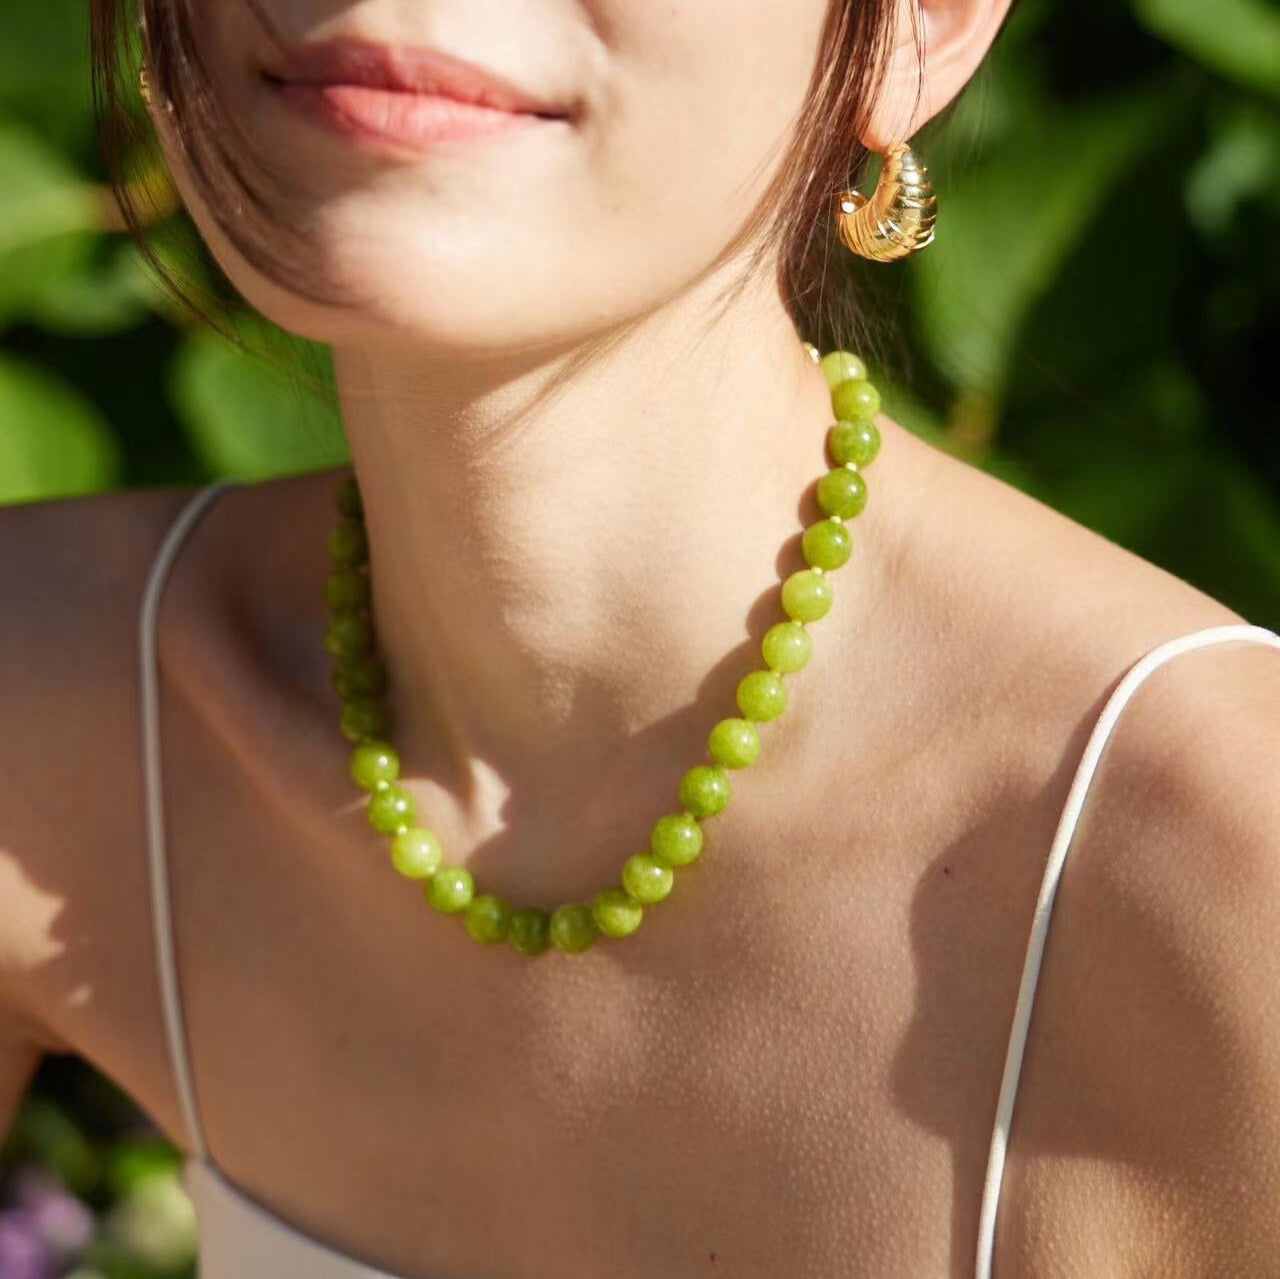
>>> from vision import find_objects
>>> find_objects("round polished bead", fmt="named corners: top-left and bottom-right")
top-left (819, 350), bottom-right (868, 389)
top-left (335, 474), bottom-right (364, 518)
top-left (830, 377), bottom-right (881, 424)
top-left (815, 467), bottom-right (868, 519)
top-left (327, 519), bottom-right (368, 566)
top-left (801, 518), bottom-right (852, 570)
top-left (390, 826), bottom-right (443, 879)
top-left (708, 716), bottom-right (761, 769)
top-left (337, 652), bottom-right (387, 698)
top-left (678, 764), bottom-right (731, 818)
top-left (761, 620), bottom-right (813, 673)
top-left (508, 907), bottom-right (552, 956)
top-left (427, 866), bottom-right (474, 914)
top-left (622, 853), bottom-right (674, 904)
top-left (829, 419), bottom-right (881, 468)
top-left (350, 739), bottom-right (399, 790)
top-left (736, 670), bottom-right (787, 722)
top-left (324, 611), bottom-right (374, 659)
top-left (331, 665), bottom-right (355, 699)
top-left (340, 696), bottom-right (389, 743)
top-left (464, 894), bottom-right (512, 944)
top-left (368, 784), bottom-right (415, 835)
top-left (592, 887), bottom-right (644, 938)
top-left (650, 812), bottom-right (704, 867)
top-left (549, 903), bottom-right (599, 954)
top-left (781, 568), bottom-right (834, 622)
top-left (325, 568), bottom-right (370, 611)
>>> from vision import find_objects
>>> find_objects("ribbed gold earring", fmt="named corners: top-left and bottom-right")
top-left (835, 140), bottom-right (937, 262)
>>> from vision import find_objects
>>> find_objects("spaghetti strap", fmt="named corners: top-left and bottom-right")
top-left (138, 479), bottom-right (239, 1163)
top-left (974, 621), bottom-right (1280, 1279)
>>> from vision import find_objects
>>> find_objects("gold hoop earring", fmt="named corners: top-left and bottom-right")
top-left (835, 141), bottom-right (937, 262)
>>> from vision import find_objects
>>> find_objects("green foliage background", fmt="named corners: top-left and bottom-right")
top-left (1, 0), bottom-right (1277, 1273)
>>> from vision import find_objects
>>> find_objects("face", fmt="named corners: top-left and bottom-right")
top-left (148, 0), bottom-right (833, 357)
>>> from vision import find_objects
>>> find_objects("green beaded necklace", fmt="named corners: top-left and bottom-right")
top-left (324, 341), bottom-right (882, 957)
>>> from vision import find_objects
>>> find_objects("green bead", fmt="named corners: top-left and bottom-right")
top-left (331, 665), bottom-right (355, 699)
top-left (621, 853), bottom-right (674, 904)
top-left (801, 517), bottom-right (852, 570)
top-left (819, 350), bottom-right (868, 389)
top-left (368, 783), bottom-right (415, 834)
top-left (650, 812), bottom-right (704, 866)
top-left (327, 519), bottom-right (368, 565)
top-left (736, 669), bottom-right (788, 721)
top-left (336, 652), bottom-right (386, 697)
top-left (828, 419), bottom-right (881, 468)
top-left (335, 473), bottom-right (364, 518)
top-left (464, 893), bottom-right (512, 944)
top-left (325, 568), bottom-right (370, 610)
top-left (390, 826), bottom-right (443, 879)
top-left (830, 377), bottom-right (881, 423)
top-left (708, 716), bottom-right (761, 768)
top-left (678, 764), bottom-right (731, 818)
top-left (324, 611), bottom-right (374, 659)
top-left (781, 568), bottom-right (833, 622)
top-left (549, 903), bottom-right (599, 954)
top-left (592, 887), bottom-right (644, 938)
top-left (508, 907), bottom-right (552, 956)
top-left (815, 467), bottom-right (868, 519)
top-left (426, 866), bottom-right (474, 914)
top-left (761, 620), bottom-right (813, 673)
top-left (340, 696), bottom-right (389, 742)
top-left (350, 739), bottom-right (399, 790)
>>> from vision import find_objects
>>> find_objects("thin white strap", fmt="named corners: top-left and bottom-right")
top-left (974, 621), bottom-right (1280, 1279)
top-left (139, 480), bottom-right (239, 1162)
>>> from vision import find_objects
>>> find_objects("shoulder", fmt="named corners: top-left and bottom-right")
top-left (0, 484), bottom-right (211, 1044)
top-left (870, 424), bottom-right (1280, 1271)
top-left (1001, 608), bottom-right (1280, 1273)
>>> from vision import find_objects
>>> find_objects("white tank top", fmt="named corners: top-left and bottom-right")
top-left (138, 478), bottom-right (1280, 1277)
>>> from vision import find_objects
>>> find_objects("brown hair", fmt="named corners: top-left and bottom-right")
top-left (90, 0), bottom-right (937, 394)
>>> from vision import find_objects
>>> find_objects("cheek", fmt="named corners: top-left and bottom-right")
top-left (153, 0), bottom-right (827, 353)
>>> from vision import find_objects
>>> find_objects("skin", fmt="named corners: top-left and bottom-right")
top-left (2, 0), bottom-right (1278, 1276)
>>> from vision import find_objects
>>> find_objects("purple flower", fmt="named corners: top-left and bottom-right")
top-left (8, 1166), bottom-right (95, 1258)
top-left (0, 1208), bottom-right (53, 1279)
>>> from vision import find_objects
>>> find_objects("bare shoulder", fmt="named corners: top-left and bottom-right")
top-left (867, 426), bottom-right (1280, 1274)
top-left (937, 456), bottom-right (1280, 1272)
top-left (0, 483), bottom-right (210, 1046)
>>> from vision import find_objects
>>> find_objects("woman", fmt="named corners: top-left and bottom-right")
top-left (2, 0), bottom-right (1277, 1275)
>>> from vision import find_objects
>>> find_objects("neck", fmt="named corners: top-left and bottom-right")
top-left (330, 266), bottom-right (838, 821)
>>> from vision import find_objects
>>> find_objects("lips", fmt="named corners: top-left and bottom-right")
top-left (259, 37), bottom-right (570, 119)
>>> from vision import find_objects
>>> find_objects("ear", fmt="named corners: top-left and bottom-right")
top-left (861, 0), bottom-right (1015, 151)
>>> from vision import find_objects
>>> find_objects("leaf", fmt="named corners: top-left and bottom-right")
top-left (0, 352), bottom-right (121, 502)
top-left (169, 324), bottom-right (348, 479)
top-left (1184, 100), bottom-right (1280, 238)
top-left (1134, 0), bottom-right (1280, 100)
top-left (0, 122), bottom-right (104, 328)
top-left (0, 0), bottom-right (96, 153)
top-left (912, 77), bottom-right (1184, 404)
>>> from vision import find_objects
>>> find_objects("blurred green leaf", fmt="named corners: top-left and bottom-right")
top-left (1184, 100), bottom-right (1280, 237)
top-left (0, 0), bottom-right (96, 154)
top-left (27, 236), bottom-right (159, 336)
top-left (913, 77), bottom-right (1182, 405)
top-left (4, 1097), bottom-right (101, 1194)
top-left (1134, 0), bottom-right (1280, 99)
top-left (0, 122), bottom-right (108, 329)
top-left (0, 352), bottom-right (122, 501)
top-left (104, 1137), bottom-right (184, 1199)
top-left (170, 325), bottom-right (347, 479)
